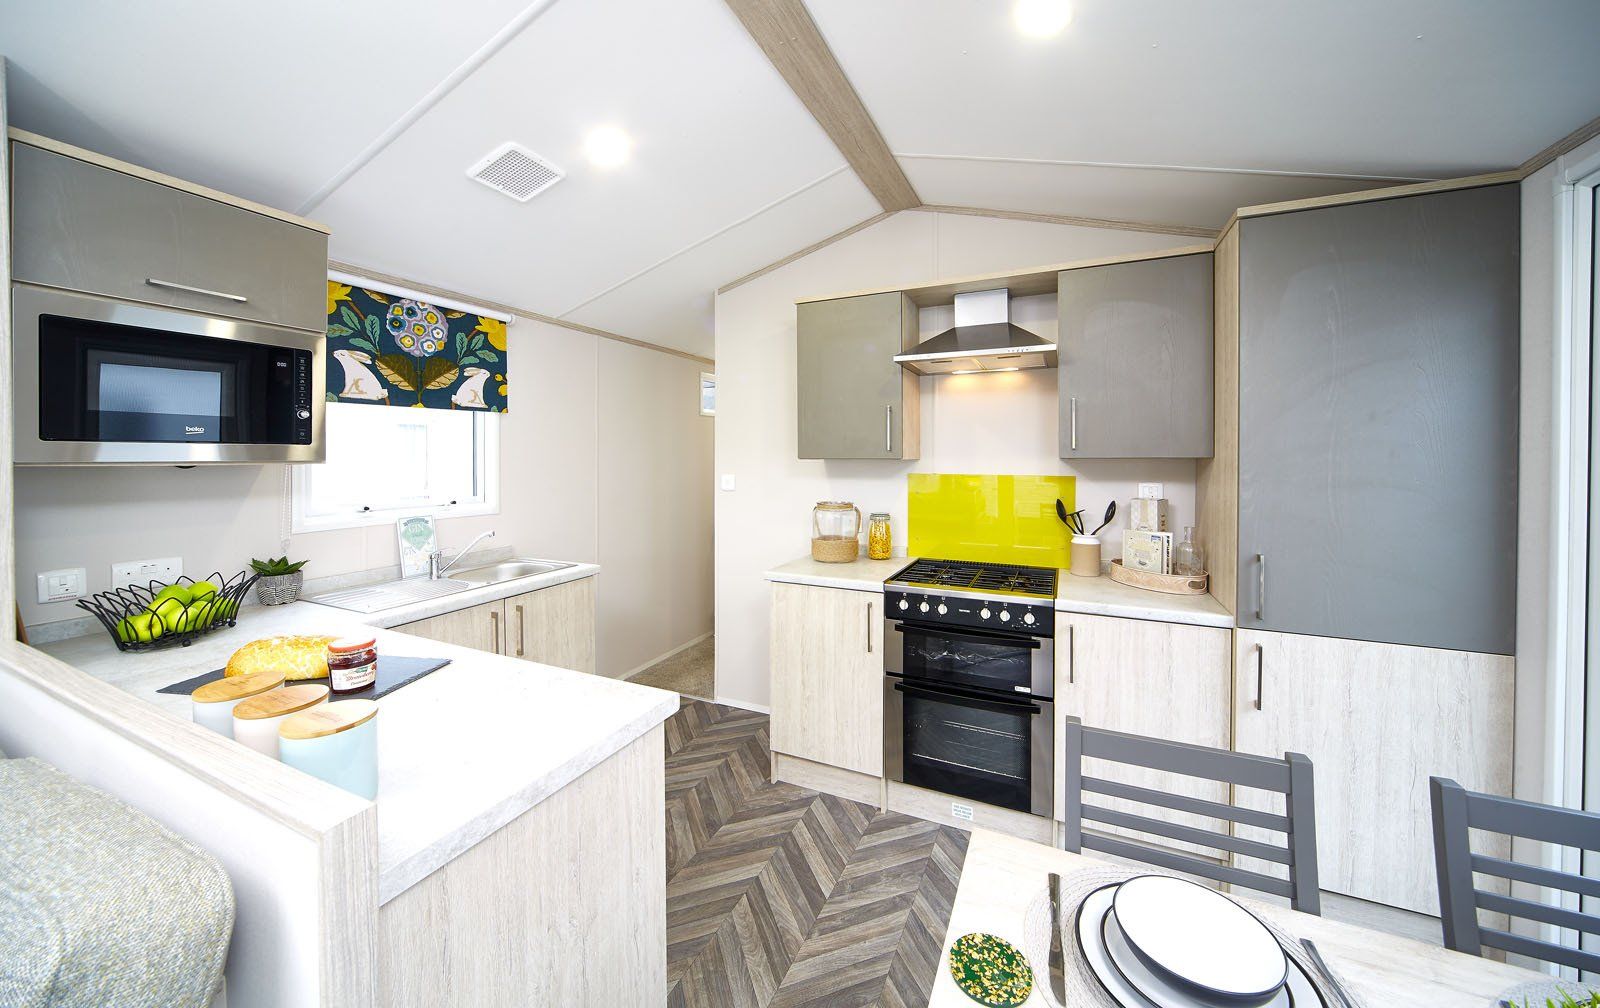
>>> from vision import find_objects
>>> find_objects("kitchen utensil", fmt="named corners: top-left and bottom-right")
top-left (1055, 498), bottom-right (1073, 531)
top-left (1048, 873), bottom-right (1068, 1005)
top-left (1113, 875), bottom-right (1286, 1001)
top-left (1075, 883), bottom-right (1321, 1008)
top-left (1091, 501), bottom-right (1117, 536)
top-left (1300, 939), bottom-right (1358, 1008)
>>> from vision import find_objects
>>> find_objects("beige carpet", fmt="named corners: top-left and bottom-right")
top-left (630, 636), bottom-right (714, 701)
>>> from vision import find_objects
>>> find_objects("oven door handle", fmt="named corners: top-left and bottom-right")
top-left (888, 620), bottom-right (1042, 649)
top-left (892, 680), bottom-right (1043, 716)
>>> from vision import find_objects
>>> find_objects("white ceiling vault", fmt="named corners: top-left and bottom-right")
top-left (3, 0), bottom-right (1598, 360)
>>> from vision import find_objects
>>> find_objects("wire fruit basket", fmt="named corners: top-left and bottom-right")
top-left (76, 570), bottom-right (260, 652)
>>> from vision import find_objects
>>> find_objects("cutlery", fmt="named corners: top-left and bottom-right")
top-left (1301, 938), bottom-right (1358, 1008)
top-left (1048, 873), bottom-right (1068, 1005)
top-left (1090, 501), bottom-right (1117, 536)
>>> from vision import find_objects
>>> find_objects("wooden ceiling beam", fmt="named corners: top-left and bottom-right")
top-left (723, 0), bottom-right (919, 212)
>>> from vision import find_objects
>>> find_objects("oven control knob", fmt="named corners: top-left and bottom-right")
top-left (898, 598), bottom-right (908, 611)
top-left (1023, 611), bottom-right (1036, 626)
top-left (918, 600), bottom-right (930, 613)
top-left (999, 609), bottom-right (1011, 622)
top-left (937, 603), bottom-right (948, 615)
top-left (979, 607), bottom-right (991, 620)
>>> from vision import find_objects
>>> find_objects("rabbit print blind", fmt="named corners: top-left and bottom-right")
top-left (325, 279), bottom-right (508, 412)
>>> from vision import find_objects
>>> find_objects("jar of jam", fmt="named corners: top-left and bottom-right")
top-left (327, 635), bottom-right (378, 694)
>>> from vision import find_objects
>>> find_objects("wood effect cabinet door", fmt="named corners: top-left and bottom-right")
top-left (396, 600), bottom-right (506, 654)
top-left (504, 579), bottom-right (597, 675)
top-left (1059, 252), bottom-right (1213, 459)
top-left (1053, 614), bottom-right (1232, 854)
top-left (1231, 628), bottom-right (1514, 913)
top-left (796, 293), bottom-right (920, 460)
top-left (1235, 184), bottom-right (1519, 654)
top-left (769, 583), bottom-right (884, 776)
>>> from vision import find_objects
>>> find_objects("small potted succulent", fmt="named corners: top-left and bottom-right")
top-left (250, 556), bottom-right (308, 606)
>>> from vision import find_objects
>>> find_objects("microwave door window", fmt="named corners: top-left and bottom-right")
top-left (93, 361), bottom-right (229, 442)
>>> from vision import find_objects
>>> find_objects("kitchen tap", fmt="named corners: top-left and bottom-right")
top-left (430, 530), bottom-right (496, 580)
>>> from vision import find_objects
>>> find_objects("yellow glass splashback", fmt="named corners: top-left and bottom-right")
top-left (907, 474), bottom-right (1075, 568)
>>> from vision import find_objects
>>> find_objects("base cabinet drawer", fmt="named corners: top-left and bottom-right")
top-left (1231, 629), bottom-right (1514, 913)
top-left (769, 582), bottom-right (883, 776)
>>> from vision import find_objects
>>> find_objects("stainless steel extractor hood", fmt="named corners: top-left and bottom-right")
top-left (893, 288), bottom-right (1057, 375)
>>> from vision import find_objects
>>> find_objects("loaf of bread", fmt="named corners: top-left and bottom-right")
top-left (224, 635), bottom-right (336, 681)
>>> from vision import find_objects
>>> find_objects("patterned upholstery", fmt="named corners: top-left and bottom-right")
top-left (0, 758), bottom-right (234, 1008)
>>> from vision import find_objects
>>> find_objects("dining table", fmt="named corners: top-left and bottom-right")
top-left (930, 829), bottom-right (1550, 1008)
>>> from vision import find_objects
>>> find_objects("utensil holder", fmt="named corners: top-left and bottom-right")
top-left (1070, 535), bottom-right (1102, 578)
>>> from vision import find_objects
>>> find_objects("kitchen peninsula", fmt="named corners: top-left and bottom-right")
top-left (24, 563), bottom-right (676, 1005)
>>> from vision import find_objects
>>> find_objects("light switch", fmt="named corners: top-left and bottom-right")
top-left (37, 568), bottom-right (87, 604)
top-left (720, 474), bottom-right (736, 492)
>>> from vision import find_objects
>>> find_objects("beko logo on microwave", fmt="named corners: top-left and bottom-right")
top-left (184, 426), bottom-right (207, 435)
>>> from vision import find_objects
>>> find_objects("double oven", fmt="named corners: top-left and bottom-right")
top-left (882, 559), bottom-right (1056, 817)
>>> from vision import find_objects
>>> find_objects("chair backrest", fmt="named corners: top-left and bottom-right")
top-left (1430, 776), bottom-right (1600, 973)
top-left (1061, 717), bottom-right (1321, 914)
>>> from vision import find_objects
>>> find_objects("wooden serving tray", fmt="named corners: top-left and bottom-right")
top-left (1108, 559), bottom-right (1209, 595)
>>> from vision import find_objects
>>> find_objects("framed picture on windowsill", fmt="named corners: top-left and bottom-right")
top-left (397, 515), bottom-right (438, 578)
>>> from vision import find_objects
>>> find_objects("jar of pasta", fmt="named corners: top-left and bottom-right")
top-left (867, 513), bottom-right (892, 560)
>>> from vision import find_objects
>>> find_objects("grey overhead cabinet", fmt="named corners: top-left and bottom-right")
top-left (796, 292), bottom-right (920, 459)
top-left (1234, 183), bottom-right (1520, 655)
top-left (10, 140), bottom-right (328, 332)
top-left (1058, 252), bottom-right (1213, 459)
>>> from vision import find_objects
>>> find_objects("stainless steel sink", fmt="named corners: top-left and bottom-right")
top-left (450, 559), bottom-right (574, 585)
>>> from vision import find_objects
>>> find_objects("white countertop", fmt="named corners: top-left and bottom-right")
top-left (931, 830), bottom-right (1539, 1007)
top-left (36, 564), bottom-right (680, 905)
top-left (765, 555), bottom-right (1233, 628)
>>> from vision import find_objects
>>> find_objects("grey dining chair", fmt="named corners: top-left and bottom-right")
top-left (1061, 717), bottom-right (1322, 914)
top-left (1429, 776), bottom-right (1600, 973)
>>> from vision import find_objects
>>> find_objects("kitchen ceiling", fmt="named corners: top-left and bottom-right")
top-left (2, 0), bottom-right (1597, 360)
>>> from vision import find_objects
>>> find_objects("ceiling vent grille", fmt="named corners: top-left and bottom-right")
top-left (466, 142), bottom-right (564, 202)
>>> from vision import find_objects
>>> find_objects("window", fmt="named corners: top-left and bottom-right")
top-left (700, 372), bottom-right (716, 416)
top-left (293, 402), bottom-right (499, 532)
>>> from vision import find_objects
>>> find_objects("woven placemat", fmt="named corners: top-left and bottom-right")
top-left (1496, 980), bottom-right (1600, 1008)
top-left (1018, 865), bottom-right (1340, 1008)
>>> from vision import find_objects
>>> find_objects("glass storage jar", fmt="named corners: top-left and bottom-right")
top-left (811, 501), bottom-right (861, 563)
top-left (867, 513), bottom-right (892, 560)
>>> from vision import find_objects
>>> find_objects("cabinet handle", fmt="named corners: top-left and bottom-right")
top-left (145, 277), bottom-right (249, 303)
top-left (514, 604), bottom-right (526, 657)
top-left (1255, 553), bottom-right (1267, 621)
top-left (1067, 623), bottom-right (1075, 683)
top-left (1254, 643), bottom-right (1265, 711)
top-left (865, 601), bottom-right (873, 654)
top-left (1069, 397), bottom-right (1078, 451)
top-left (490, 610), bottom-right (501, 653)
top-left (885, 404), bottom-right (893, 453)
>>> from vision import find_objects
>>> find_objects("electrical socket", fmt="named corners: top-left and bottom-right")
top-left (36, 568), bottom-right (86, 604)
top-left (1137, 482), bottom-right (1164, 500)
top-left (111, 556), bottom-right (183, 590)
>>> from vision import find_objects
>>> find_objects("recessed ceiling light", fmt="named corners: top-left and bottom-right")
top-left (583, 126), bottom-right (633, 169)
top-left (1012, 0), bottom-right (1072, 39)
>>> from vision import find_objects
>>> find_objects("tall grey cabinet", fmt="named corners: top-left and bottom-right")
top-left (1234, 183), bottom-right (1519, 655)
top-left (796, 292), bottom-right (920, 460)
top-left (1058, 251), bottom-right (1213, 459)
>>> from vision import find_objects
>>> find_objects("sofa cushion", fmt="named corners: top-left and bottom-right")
top-left (0, 881), bottom-right (64, 1008)
top-left (0, 758), bottom-right (234, 1008)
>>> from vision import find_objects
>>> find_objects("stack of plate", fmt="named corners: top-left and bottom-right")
top-left (1075, 876), bottom-right (1324, 1008)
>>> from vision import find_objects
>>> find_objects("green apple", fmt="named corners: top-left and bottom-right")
top-left (148, 596), bottom-right (188, 632)
top-left (116, 612), bottom-right (162, 643)
top-left (188, 580), bottom-right (220, 602)
top-left (149, 584), bottom-right (193, 609)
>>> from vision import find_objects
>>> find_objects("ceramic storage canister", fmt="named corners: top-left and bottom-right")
top-left (231, 684), bottom-right (330, 758)
top-left (278, 700), bottom-right (379, 799)
top-left (190, 670), bottom-right (286, 737)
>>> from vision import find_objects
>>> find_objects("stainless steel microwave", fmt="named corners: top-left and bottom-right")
top-left (13, 284), bottom-right (325, 465)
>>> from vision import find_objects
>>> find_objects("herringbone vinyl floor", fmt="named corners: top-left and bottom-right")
top-left (664, 699), bottom-right (969, 1008)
